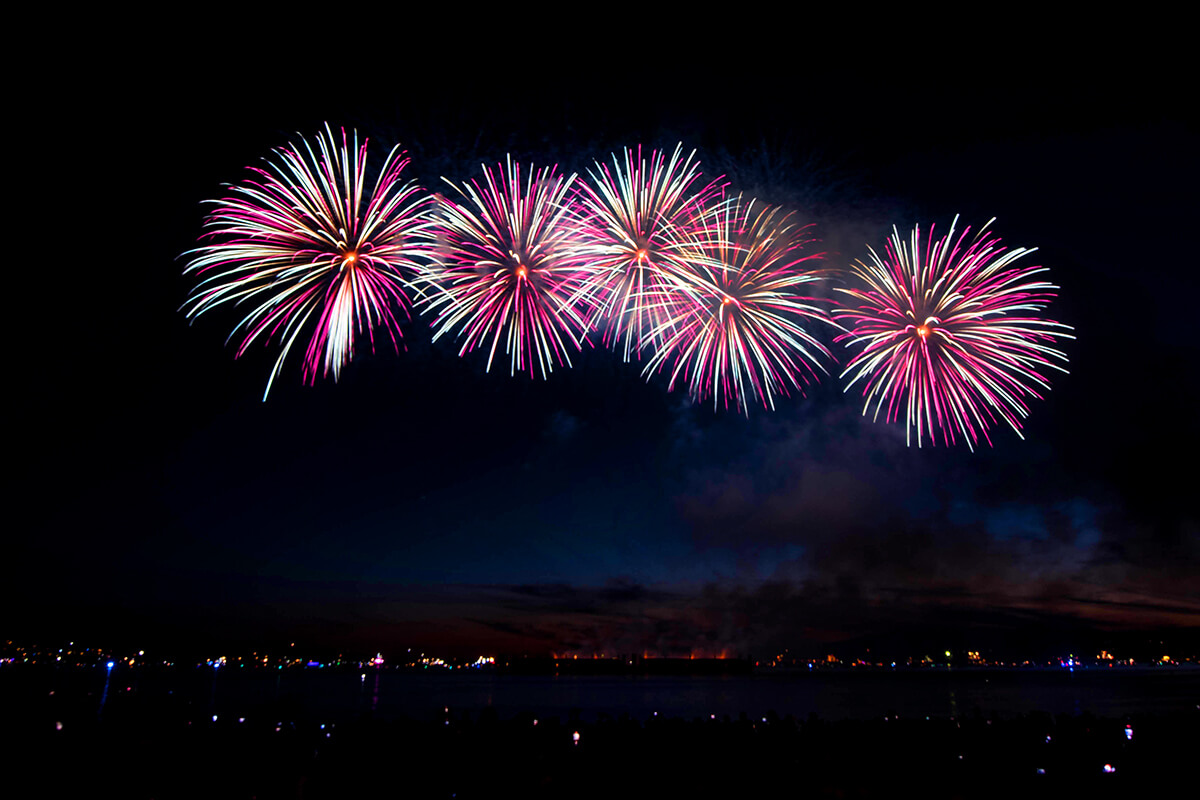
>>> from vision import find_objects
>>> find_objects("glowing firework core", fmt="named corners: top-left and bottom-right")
top-left (916, 324), bottom-right (931, 338)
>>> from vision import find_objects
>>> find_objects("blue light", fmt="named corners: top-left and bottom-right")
top-left (106, 661), bottom-right (114, 670)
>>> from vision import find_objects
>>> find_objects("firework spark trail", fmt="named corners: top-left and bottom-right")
top-left (642, 196), bottom-right (836, 413)
top-left (182, 124), bottom-right (434, 399)
top-left (570, 143), bottom-right (725, 361)
top-left (420, 157), bottom-right (597, 378)
top-left (835, 216), bottom-right (1073, 449)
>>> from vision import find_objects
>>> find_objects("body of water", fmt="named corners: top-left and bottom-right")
top-left (18, 666), bottom-right (1196, 723)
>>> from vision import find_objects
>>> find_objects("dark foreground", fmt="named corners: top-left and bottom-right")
top-left (6, 678), bottom-right (1196, 798)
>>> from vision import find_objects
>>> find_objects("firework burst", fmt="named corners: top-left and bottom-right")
top-left (420, 157), bottom-right (595, 378)
top-left (835, 216), bottom-right (1073, 449)
top-left (642, 196), bottom-right (835, 413)
top-left (183, 124), bottom-right (434, 399)
top-left (571, 144), bottom-right (725, 360)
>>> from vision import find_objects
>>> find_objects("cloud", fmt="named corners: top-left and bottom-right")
top-left (659, 399), bottom-right (1199, 654)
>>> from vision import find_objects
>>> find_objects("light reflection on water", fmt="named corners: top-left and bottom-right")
top-left (97, 661), bottom-right (114, 718)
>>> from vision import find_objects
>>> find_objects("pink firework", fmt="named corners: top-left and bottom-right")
top-left (835, 216), bottom-right (1073, 449)
top-left (571, 143), bottom-right (725, 360)
top-left (420, 157), bottom-right (596, 378)
top-left (643, 196), bottom-right (835, 413)
top-left (183, 125), bottom-right (434, 399)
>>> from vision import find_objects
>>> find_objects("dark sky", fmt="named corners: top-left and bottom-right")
top-left (10, 20), bottom-right (1198, 660)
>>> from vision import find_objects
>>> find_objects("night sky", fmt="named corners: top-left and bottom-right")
top-left (11, 21), bottom-right (1197, 661)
